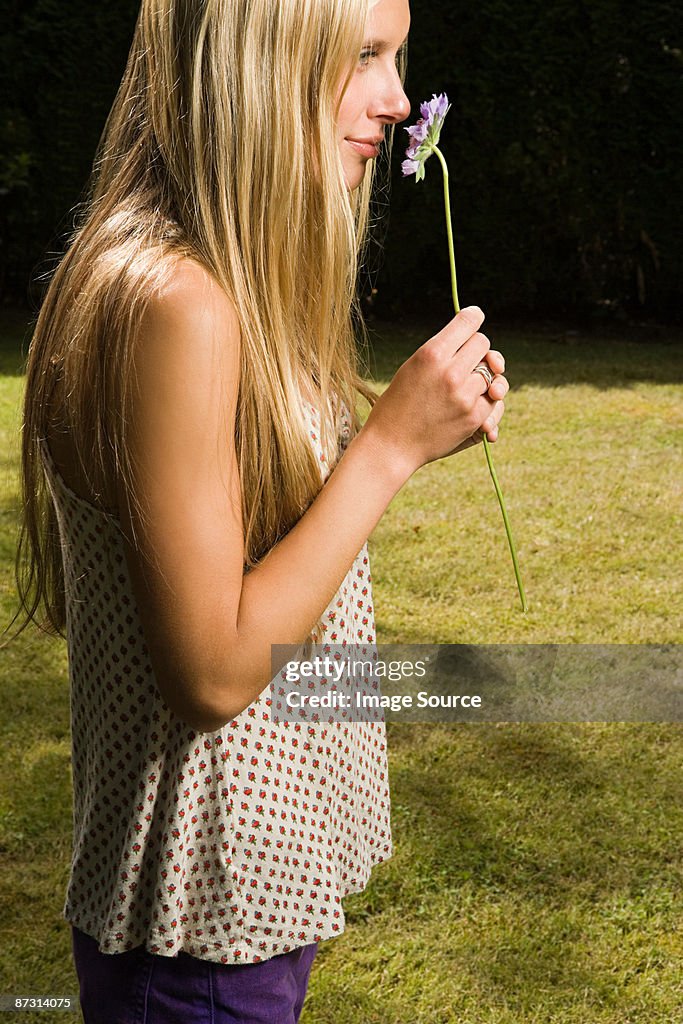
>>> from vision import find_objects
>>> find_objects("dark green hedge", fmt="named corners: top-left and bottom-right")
top-left (2, 0), bottom-right (681, 323)
top-left (0, 0), bottom-right (140, 302)
top-left (377, 0), bottom-right (682, 323)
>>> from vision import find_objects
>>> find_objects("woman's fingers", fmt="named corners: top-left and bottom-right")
top-left (486, 349), bottom-right (505, 375)
top-left (468, 344), bottom-right (508, 440)
top-left (473, 397), bottom-right (505, 442)
top-left (428, 306), bottom-right (487, 359)
top-left (487, 375), bottom-right (509, 401)
top-left (476, 399), bottom-right (505, 442)
top-left (468, 348), bottom-right (508, 401)
top-left (471, 368), bottom-right (509, 401)
top-left (485, 350), bottom-right (507, 401)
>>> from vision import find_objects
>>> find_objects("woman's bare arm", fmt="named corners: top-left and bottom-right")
top-left (117, 260), bottom-right (506, 731)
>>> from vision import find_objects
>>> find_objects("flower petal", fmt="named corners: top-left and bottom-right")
top-left (435, 92), bottom-right (449, 118)
top-left (401, 157), bottom-right (420, 177)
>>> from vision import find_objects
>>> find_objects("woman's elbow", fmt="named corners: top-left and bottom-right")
top-left (154, 670), bottom-right (248, 733)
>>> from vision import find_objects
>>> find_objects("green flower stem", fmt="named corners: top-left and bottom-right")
top-left (481, 434), bottom-right (528, 612)
top-left (432, 146), bottom-right (460, 316)
top-left (432, 144), bottom-right (528, 613)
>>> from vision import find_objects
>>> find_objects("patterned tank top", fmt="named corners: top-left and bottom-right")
top-left (39, 397), bottom-right (392, 964)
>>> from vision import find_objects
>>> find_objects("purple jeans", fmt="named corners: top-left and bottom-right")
top-left (71, 927), bottom-right (317, 1024)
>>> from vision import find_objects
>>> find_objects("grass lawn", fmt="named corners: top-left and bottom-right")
top-left (1, 307), bottom-right (681, 1023)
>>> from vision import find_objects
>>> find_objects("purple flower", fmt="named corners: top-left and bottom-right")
top-left (420, 93), bottom-right (449, 122)
top-left (401, 157), bottom-right (421, 176)
top-left (402, 92), bottom-right (451, 181)
top-left (406, 120), bottom-right (429, 145)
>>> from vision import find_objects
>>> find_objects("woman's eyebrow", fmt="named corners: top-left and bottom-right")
top-left (362, 33), bottom-right (410, 51)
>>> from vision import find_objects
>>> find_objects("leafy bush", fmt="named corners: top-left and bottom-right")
top-left (2, 0), bottom-right (681, 324)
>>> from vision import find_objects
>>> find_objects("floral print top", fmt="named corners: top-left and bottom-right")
top-left (38, 395), bottom-right (392, 964)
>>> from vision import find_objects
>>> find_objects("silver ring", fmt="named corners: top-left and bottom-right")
top-left (472, 362), bottom-right (494, 389)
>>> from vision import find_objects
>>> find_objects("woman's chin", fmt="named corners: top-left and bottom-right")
top-left (343, 162), bottom-right (371, 192)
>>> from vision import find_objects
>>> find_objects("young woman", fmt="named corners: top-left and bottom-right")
top-left (9, 0), bottom-right (508, 1020)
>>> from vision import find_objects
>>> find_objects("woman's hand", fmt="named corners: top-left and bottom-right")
top-left (362, 306), bottom-right (509, 477)
top-left (449, 346), bottom-right (507, 453)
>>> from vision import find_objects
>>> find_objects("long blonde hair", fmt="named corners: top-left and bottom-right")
top-left (4, 0), bottom-right (406, 646)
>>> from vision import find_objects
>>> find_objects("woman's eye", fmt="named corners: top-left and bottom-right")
top-left (359, 49), bottom-right (377, 67)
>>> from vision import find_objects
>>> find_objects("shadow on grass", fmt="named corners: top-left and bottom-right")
top-left (385, 723), bottom-right (680, 904)
top-left (332, 721), bottom-right (683, 1018)
top-left (366, 318), bottom-right (683, 390)
top-left (2, 307), bottom-right (683, 387)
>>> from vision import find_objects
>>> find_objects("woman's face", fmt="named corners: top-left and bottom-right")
top-left (337, 0), bottom-right (411, 190)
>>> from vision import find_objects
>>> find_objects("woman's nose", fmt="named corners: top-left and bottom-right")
top-left (372, 66), bottom-right (411, 125)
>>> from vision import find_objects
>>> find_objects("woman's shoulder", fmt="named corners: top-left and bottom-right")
top-left (91, 239), bottom-right (239, 342)
top-left (133, 255), bottom-right (241, 372)
top-left (145, 255), bottom-right (238, 330)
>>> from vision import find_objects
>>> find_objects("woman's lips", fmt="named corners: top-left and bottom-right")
top-left (346, 138), bottom-right (381, 159)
